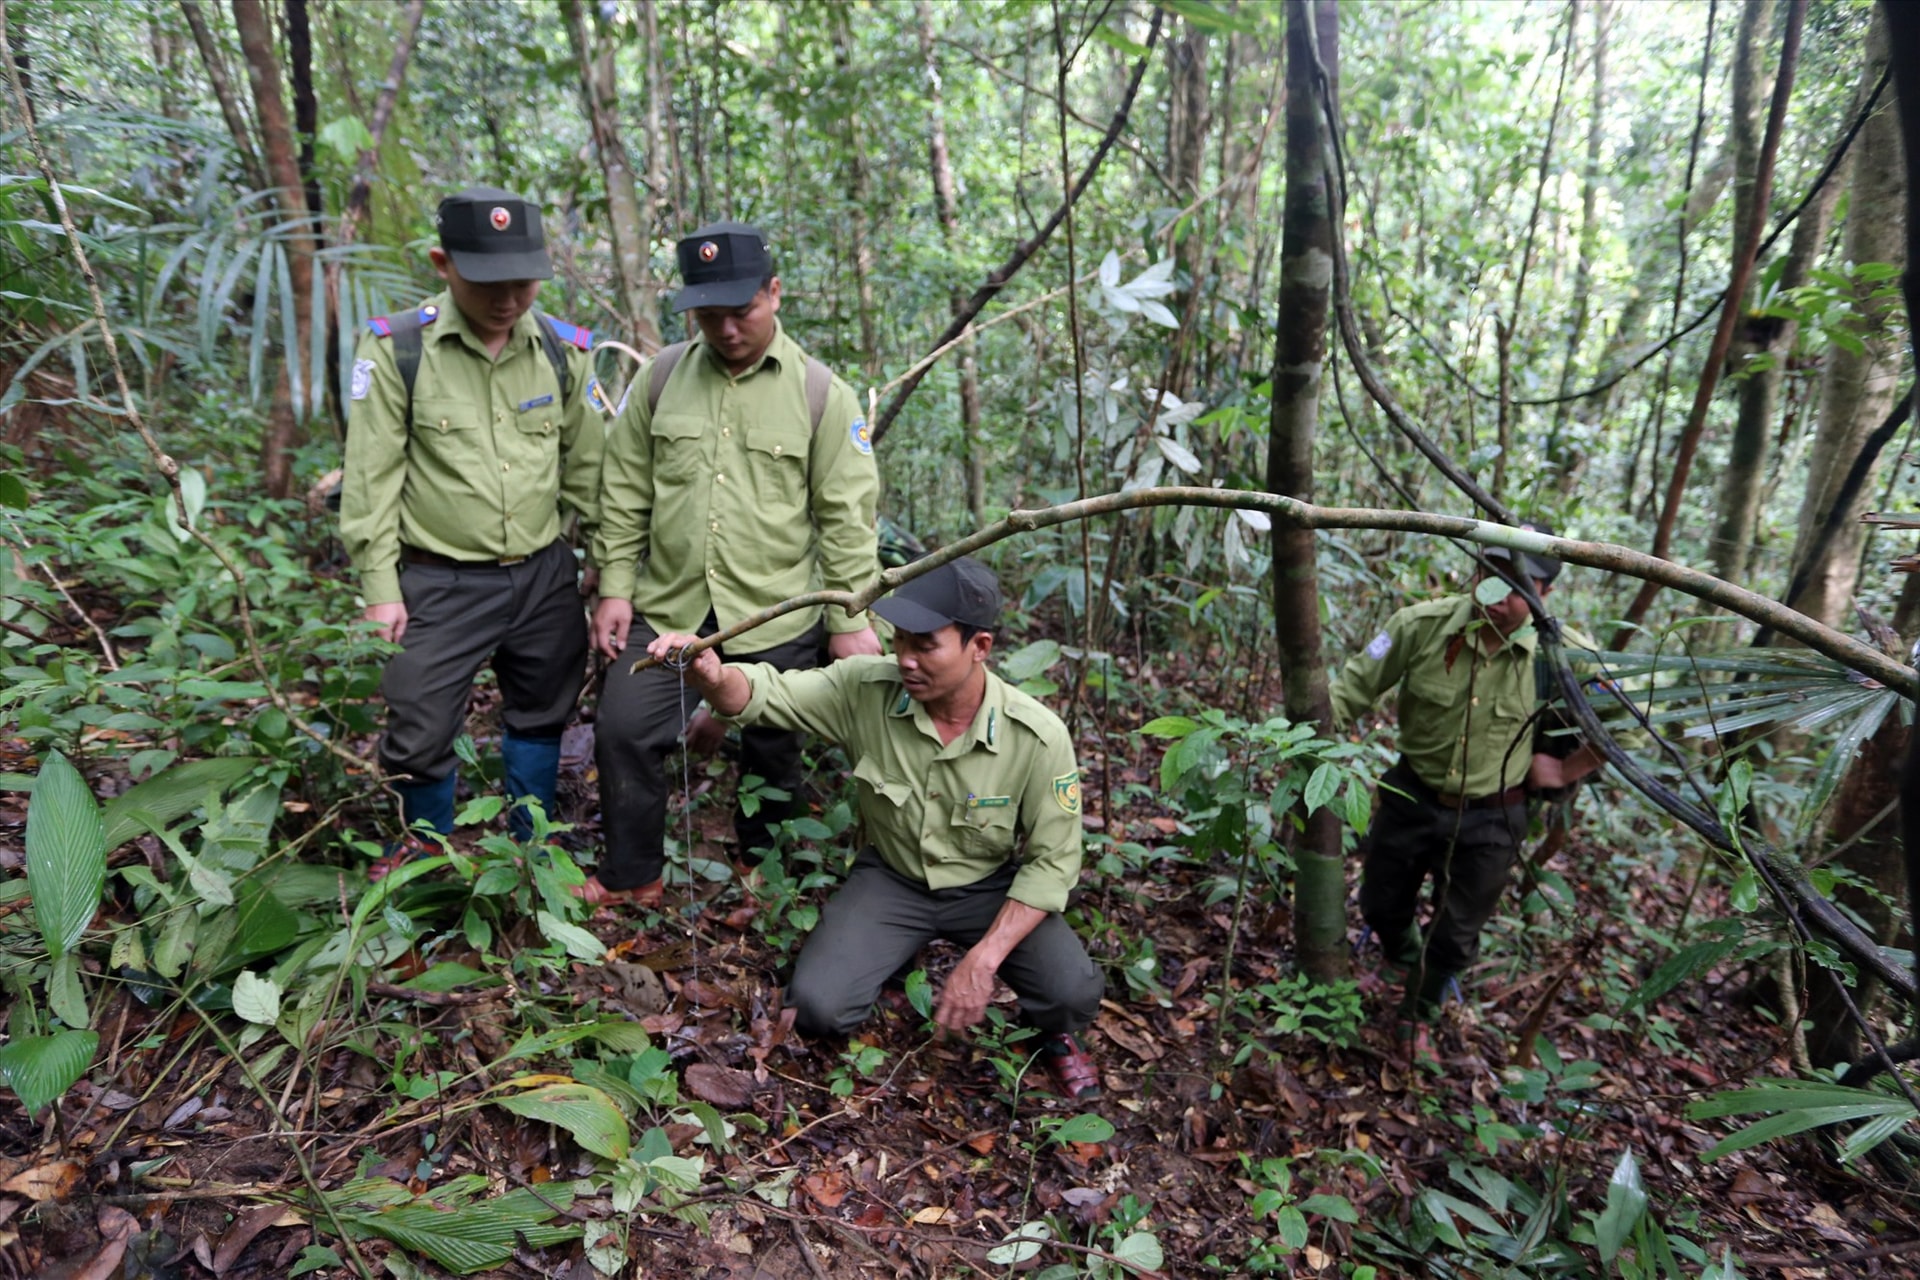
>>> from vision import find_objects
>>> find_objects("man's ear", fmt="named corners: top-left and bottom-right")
top-left (428, 246), bottom-right (452, 282)
top-left (970, 631), bottom-right (995, 663)
top-left (766, 276), bottom-right (782, 312)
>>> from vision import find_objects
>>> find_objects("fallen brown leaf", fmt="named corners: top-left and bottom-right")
top-left (0, 1160), bottom-right (81, 1202)
top-left (803, 1168), bottom-right (849, 1209)
top-left (211, 1202), bottom-right (287, 1273)
top-left (684, 1063), bottom-right (759, 1108)
top-left (909, 1205), bottom-right (954, 1225)
top-left (66, 1206), bottom-right (137, 1280)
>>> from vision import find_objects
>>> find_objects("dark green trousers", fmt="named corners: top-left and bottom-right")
top-left (1358, 760), bottom-right (1527, 1015)
top-left (787, 850), bottom-right (1105, 1038)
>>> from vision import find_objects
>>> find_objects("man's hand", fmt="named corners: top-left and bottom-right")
top-left (646, 631), bottom-right (724, 689)
top-left (592, 597), bottom-right (634, 659)
top-left (933, 950), bottom-right (1001, 1036)
top-left (364, 601), bottom-right (408, 645)
top-left (827, 627), bottom-right (882, 661)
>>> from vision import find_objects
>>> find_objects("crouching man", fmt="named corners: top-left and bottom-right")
top-left (646, 557), bottom-right (1105, 1099)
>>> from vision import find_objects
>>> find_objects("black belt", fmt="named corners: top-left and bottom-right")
top-left (1432, 785), bottom-right (1528, 811)
top-left (400, 545), bottom-right (531, 569)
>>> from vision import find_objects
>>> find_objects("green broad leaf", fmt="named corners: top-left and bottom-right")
top-left (1474, 575), bottom-right (1513, 606)
top-left (494, 1081), bottom-right (631, 1159)
top-left (25, 750), bottom-right (107, 957)
top-left (402, 962), bottom-right (501, 994)
top-left (232, 970), bottom-right (282, 1025)
top-left (1088, 23), bottom-right (1151, 58)
top-left (0, 1029), bottom-right (97, 1115)
top-left (1158, 0), bottom-right (1263, 35)
top-left (317, 115), bottom-right (376, 161)
top-left (0, 471), bottom-right (26, 508)
top-left (101, 757), bottom-right (263, 848)
top-left (1048, 1113), bottom-right (1115, 1145)
top-left (903, 969), bottom-right (933, 1019)
top-left (1342, 776), bottom-right (1373, 836)
top-left (1298, 1193), bottom-right (1360, 1223)
top-left (46, 952), bottom-right (89, 1028)
top-left (646, 1153), bottom-right (705, 1190)
top-left (584, 1020), bottom-right (651, 1054)
top-left (338, 1183), bottom-right (578, 1275)
top-left (152, 907), bottom-right (198, 978)
top-left (997, 638), bottom-right (1063, 682)
top-left (986, 1221), bottom-right (1051, 1267)
top-left (1729, 869), bottom-right (1760, 914)
top-left (1303, 762), bottom-right (1340, 814)
top-left (1594, 1149), bottom-right (1647, 1262)
top-left (1275, 1204), bottom-right (1310, 1249)
top-left (288, 1245), bottom-right (342, 1277)
top-left (1110, 1231), bottom-right (1165, 1274)
top-left (535, 910), bottom-right (606, 961)
top-left (169, 466), bottom-right (207, 543)
top-left (1139, 715), bottom-right (1200, 739)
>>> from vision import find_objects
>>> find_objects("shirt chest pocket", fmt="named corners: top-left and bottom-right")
top-left (949, 800), bottom-right (1018, 861)
top-left (851, 755), bottom-right (913, 813)
top-left (745, 428), bottom-right (808, 507)
top-left (412, 398), bottom-right (476, 442)
top-left (651, 413), bottom-right (710, 484)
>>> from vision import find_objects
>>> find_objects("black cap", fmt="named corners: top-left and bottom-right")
top-left (436, 186), bottom-right (552, 283)
top-left (672, 221), bottom-right (773, 313)
top-left (873, 558), bottom-right (1002, 634)
top-left (1484, 522), bottom-right (1563, 583)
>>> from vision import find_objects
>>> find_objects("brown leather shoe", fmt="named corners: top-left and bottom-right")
top-left (571, 875), bottom-right (664, 908)
top-left (1040, 1032), bottom-right (1102, 1100)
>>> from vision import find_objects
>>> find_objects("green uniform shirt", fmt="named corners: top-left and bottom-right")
top-left (1329, 595), bottom-right (1539, 798)
top-left (593, 322), bottom-right (880, 654)
top-left (724, 655), bottom-right (1086, 912)
top-left (341, 292), bottom-right (605, 605)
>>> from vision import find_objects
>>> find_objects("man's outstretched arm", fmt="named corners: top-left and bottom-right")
top-left (934, 898), bottom-right (1047, 1035)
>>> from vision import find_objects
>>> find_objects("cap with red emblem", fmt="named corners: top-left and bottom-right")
top-left (436, 186), bottom-right (552, 283)
top-left (672, 221), bottom-right (773, 313)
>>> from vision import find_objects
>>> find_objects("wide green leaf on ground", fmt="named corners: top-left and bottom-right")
top-left (24, 750), bottom-right (106, 958)
top-left (0, 1029), bottom-right (98, 1116)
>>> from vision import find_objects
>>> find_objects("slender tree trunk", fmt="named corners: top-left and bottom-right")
top-left (637, 0), bottom-right (679, 245)
top-left (1269, 0), bottom-right (1345, 983)
top-left (830, 8), bottom-right (879, 376)
top-left (1546, 0), bottom-right (1608, 491)
top-left (916, 0), bottom-right (985, 527)
top-left (1620, 0), bottom-right (1804, 636)
top-left (231, 0), bottom-right (315, 499)
top-left (1160, 18), bottom-right (1208, 400)
top-left (679, 4), bottom-right (710, 221)
top-left (179, 0), bottom-right (266, 190)
top-left (343, 0), bottom-right (424, 237)
top-left (284, 0), bottom-right (319, 217)
top-left (1788, 8), bottom-right (1907, 629)
top-left (562, 0), bottom-right (661, 348)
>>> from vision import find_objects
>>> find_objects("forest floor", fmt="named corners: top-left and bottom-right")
top-left (4, 652), bottom-right (1920, 1280)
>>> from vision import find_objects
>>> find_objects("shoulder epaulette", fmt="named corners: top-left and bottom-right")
top-left (544, 319), bottom-right (593, 351)
top-left (365, 304), bottom-right (440, 338)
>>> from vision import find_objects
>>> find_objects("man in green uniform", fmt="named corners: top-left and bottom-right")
top-left (645, 558), bottom-right (1105, 1099)
top-left (589, 223), bottom-right (881, 905)
top-left (1329, 542), bottom-right (1602, 1029)
top-left (342, 186), bottom-right (605, 867)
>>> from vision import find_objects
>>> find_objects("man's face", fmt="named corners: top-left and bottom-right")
top-left (1477, 570), bottom-right (1552, 636)
top-left (430, 248), bottom-right (539, 341)
top-left (892, 624), bottom-right (992, 704)
top-left (692, 279), bottom-right (782, 373)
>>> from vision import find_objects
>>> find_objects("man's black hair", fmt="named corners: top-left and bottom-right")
top-left (957, 623), bottom-right (994, 645)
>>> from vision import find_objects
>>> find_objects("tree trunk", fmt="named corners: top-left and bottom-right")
top-left (1545, 0), bottom-right (1608, 491)
top-left (231, 0), bottom-right (315, 499)
top-left (1268, 0), bottom-right (1345, 983)
top-left (1787, 6), bottom-right (1906, 629)
top-left (562, 0), bottom-right (661, 348)
top-left (916, 0), bottom-right (985, 528)
top-left (831, 8), bottom-right (879, 377)
top-left (637, 0), bottom-right (679, 244)
top-left (179, 0), bottom-right (266, 190)
top-left (343, 0), bottom-right (424, 237)
top-left (284, 0), bottom-right (319, 217)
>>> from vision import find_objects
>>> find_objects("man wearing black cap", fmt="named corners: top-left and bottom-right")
top-left (1328, 534), bottom-right (1604, 1046)
top-left (645, 557), bottom-right (1106, 1100)
top-left (588, 222), bottom-right (881, 905)
top-left (341, 186), bottom-right (607, 870)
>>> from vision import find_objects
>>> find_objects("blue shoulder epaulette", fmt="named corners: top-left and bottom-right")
top-left (365, 304), bottom-right (440, 338)
top-left (544, 318), bottom-right (592, 351)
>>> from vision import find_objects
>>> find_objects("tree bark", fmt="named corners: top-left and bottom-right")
top-left (830, 7), bottom-right (878, 376)
top-left (343, 0), bottom-right (424, 237)
top-left (1269, 0), bottom-right (1345, 983)
top-left (562, 0), bottom-right (662, 348)
top-left (284, 0), bottom-right (319, 217)
top-left (1787, 6), bottom-right (1906, 629)
top-left (179, 0), bottom-right (266, 190)
top-left (231, 0), bottom-right (316, 499)
top-left (871, 9), bottom-right (1163, 446)
top-left (1546, 0), bottom-right (1608, 492)
top-left (916, 0), bottom-right (985, 528)
top-left (1619, 0), bottom-right (1804, 635)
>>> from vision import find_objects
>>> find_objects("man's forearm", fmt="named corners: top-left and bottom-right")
top-left (695, 664), bottom-right (752, 717)
top-left (964, 898), bottom-right (1047, 972)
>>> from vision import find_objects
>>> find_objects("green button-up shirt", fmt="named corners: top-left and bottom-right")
top-left (1329, 595), bottom-right (1539, 798)
top-left (341, 292), bottom-right (604, 605)
top-left (724, 656), bottom-right (1086, 912)
top-left (593, 323), bottom-right (880, 654)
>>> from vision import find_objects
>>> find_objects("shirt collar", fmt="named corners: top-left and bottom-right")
top-left (889, 667), bottom-right (1008, 755)
top-left (697, 319), bottom-right (792, 380)
top-left (430, 290), bottom-right (540, 358)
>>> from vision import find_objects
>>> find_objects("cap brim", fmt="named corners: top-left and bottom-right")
top-left (447, 247), bottom-right (553, 283)
top-left (873, 595), bottom-right (954, 634)
top-left (671, 277), bottom-right (763, 313)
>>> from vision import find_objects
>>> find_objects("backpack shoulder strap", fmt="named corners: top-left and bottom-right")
top-left (531, 312), bottom-right (577, 403)
top-left (804, 357), bottom-right (832, 434)
top-left (647, 341), bottom-right (691, 416)
top-left (387, 309), bottom-right (425, 404)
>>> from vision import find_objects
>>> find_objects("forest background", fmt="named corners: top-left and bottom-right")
top-left (1, 0), bottom-right (1920, 1277)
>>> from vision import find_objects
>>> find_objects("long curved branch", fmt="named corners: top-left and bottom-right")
top-left (868, 8), bottom-right (1163, 446)
top-left (633, 487), bottom-right (1918, 698)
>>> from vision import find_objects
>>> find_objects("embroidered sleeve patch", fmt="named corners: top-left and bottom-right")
top-left (1365, 630), bottom-right (1393, 661)
top-left (350, 358), bottom-right (374, 401)
top-left (587, 377), bottom-right (615, 417)
top-left (850, 416), bottom-right (873, 455)
top-left (1052, 771), bottom-right (1082, 815)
